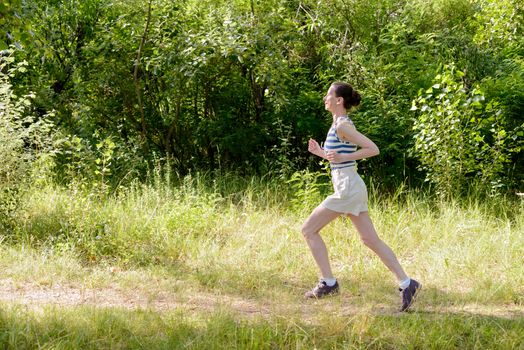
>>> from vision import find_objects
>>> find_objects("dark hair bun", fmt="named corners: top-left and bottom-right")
top-left (332, 82), bottom-right (361, 109)
top-left (350, 89), bottom-right (361, 107)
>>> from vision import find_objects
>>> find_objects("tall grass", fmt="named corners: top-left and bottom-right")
top-left (0, 305), bottom-right (522, 349)
top-left (0, 170), bottom-right (522, 348)
top-left (8, 171), bottom-right (523, 299)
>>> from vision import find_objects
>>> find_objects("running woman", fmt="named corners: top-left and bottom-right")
top-left (302, 82), bottom-right (420, 312)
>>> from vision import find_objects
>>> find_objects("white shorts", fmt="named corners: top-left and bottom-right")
top-left (321, 166), bottom-right (368, 216)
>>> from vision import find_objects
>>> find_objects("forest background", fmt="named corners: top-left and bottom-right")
top-left (2, 0), bottom-right (523, 196)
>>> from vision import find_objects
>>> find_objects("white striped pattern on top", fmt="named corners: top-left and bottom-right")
top-left (323, 116), bottom-right (357, 170)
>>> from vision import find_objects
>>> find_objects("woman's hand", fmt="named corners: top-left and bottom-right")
top-left (308, 139), bottom-right (326, 158)
top-left (326, 151), bottom-right (347, 163)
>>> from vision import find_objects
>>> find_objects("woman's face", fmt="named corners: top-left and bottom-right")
top-left (323, 85), bottom-right (341, 112)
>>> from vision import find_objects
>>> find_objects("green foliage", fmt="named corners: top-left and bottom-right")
top-left (411, 65), bottom-right (521, 196)
top-left (2, 0), bottom-right (523, 194)
top-left (0, 52), bottom-right (54, 227)
top-left (472, 0), bottom-right (524, 49)
top-left (287, 169), bottom-right (330, 213)
top-left (0, 306), bottom-right (523, 349)
top-left (53, 131), bottom-right (147, 197)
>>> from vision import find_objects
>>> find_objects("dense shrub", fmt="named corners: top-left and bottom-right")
top-left (0, 53), bottom-right (53, 227)
top-left (1, 0), bottom-right (522, 194)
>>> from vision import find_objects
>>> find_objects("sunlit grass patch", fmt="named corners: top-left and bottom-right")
top-left (0, 172), bottom-right (522, 348)
top-left (0, 304), bottom-right (522, 349)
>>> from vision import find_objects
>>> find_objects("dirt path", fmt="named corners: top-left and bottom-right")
top-left (0, 279), bottom-right (522, 320)
top-left (0, 278), bottom-right (265, 314)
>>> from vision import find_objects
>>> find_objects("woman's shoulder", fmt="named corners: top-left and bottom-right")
top-left (334, 117), bottom-right (358, 142)
top-left (335, 116), bottom-right (355, 129)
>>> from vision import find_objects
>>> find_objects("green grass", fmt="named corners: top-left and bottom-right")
top-left (0, 171), bottom-right (523, 349)
top-left (0, 304), bottom-right (522, 349)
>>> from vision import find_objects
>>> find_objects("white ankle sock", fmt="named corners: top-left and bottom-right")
top-left (399, 278), bottom-right (411, 290)
top-left (321, 278), bottom-right (337, 287)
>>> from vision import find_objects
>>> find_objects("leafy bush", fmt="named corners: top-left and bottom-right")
top-left (287, 169), bottom-right (330, 213)
top-left (0, 53), bottom-right (54, 227)
top-left (3, 0), bottom-right (523, 194)
top-left (411, 65), bottom-right (521, 196)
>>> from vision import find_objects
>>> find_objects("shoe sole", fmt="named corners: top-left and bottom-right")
top-left (402, 283), bottom-right (422, 312)
top-left (304, 290), bottom-right (340, 300)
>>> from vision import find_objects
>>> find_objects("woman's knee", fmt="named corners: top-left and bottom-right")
top-left (360, 235), bottom-right (381, 249)
top-left (300, 223), bottom-right (318, 240)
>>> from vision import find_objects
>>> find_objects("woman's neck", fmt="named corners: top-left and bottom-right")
top-left (332, 111), bottom-right (348, 123)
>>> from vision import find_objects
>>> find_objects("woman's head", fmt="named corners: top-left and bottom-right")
top-left (331, 82), bottom-right (361, 109)
top-left (324, 82), bottom-right (361, 112)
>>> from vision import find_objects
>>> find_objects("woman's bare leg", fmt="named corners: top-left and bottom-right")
top-left (348, 211), bottom-right (408, 282)
top-left (301, 205), bottom-right (341, 279)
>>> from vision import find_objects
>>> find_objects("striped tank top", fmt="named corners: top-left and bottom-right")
top-left (324, 116), bottom-right (357, 170)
